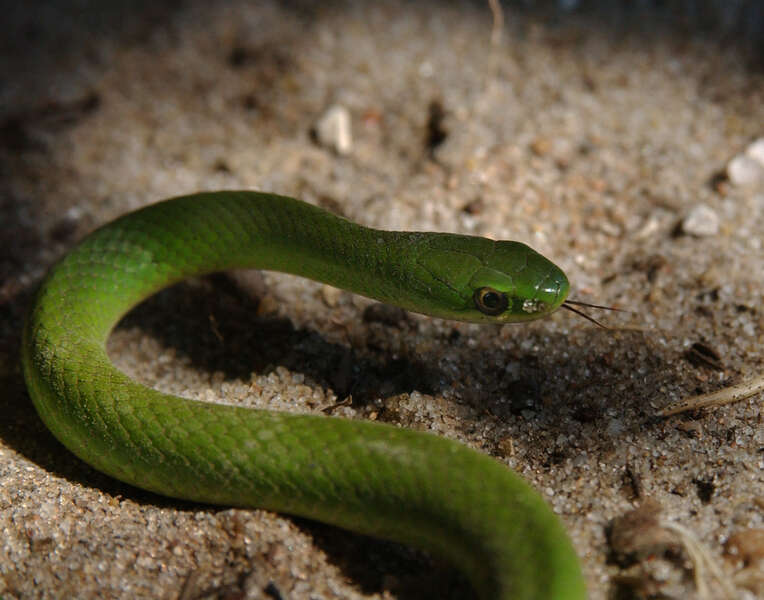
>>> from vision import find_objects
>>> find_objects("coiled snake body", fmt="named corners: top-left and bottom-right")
top-left (22, 192), bottom-right (586, 599)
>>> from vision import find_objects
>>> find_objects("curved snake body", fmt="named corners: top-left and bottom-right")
top-left (22, 192), bottom-right (586, 599)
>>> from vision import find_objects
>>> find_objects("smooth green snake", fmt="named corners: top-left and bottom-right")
top-left (22, 191), bottom-right (587, 599)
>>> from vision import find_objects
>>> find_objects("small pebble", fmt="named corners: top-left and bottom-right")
top-left (744, 137), bottom-right (764, 166)
top-left (530, 137), bottom-right (552, 156)
top-left (634, 214), bottom-right (664, 240)
top-left (314, 105), bottom-right (352, 155)
top-left (727, 137), bottom-right (764, 186)
top-left (607, 499), bottom-right (676, 566)
top-left (320, 285), bottom-right (342, 307)
top-left (681, 204), bottom-right (719, 236)
top-left (728, 155), bottom-right (764, 186)
top-left (256, 294), bottom-right (279, 316)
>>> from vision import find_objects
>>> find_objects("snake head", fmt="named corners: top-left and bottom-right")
top-left (412, 235), bottom-right (570, 324)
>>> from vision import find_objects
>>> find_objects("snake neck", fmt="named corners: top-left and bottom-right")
top-left (27, 192), bottom-right (438, 349)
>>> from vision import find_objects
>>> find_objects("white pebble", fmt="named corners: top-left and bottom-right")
top-left (744, 137), bottom-right (764, 166)
top-left (682, 204), bottom-right (719, 236)
top-left (320, 284), bottom-right (341, 307)
top-left (314, 104), bottom-right (352, 155)
top-left (728, 154), bottom-right (763, 186)
top-left (727, 138), bottom-right (764, 186)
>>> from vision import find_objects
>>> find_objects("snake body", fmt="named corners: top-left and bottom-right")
top-left (21, 191), bottom-right (586, 599)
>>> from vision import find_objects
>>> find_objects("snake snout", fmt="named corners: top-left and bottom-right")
top-left (532, 267), bottom-right (570, 312)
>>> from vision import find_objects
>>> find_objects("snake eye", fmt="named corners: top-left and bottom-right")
top-left (474, 287), bottom-right (508, 316)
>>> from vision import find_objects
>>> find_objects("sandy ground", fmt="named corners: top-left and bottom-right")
top-left (1, 1), bottom-right (762, 599)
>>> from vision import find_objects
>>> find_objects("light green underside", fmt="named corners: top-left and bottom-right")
top-left (21, 191), bottom-right (586, 599)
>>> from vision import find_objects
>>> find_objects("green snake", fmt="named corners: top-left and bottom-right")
top-left (21, 191), bottom-right (586, 599)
